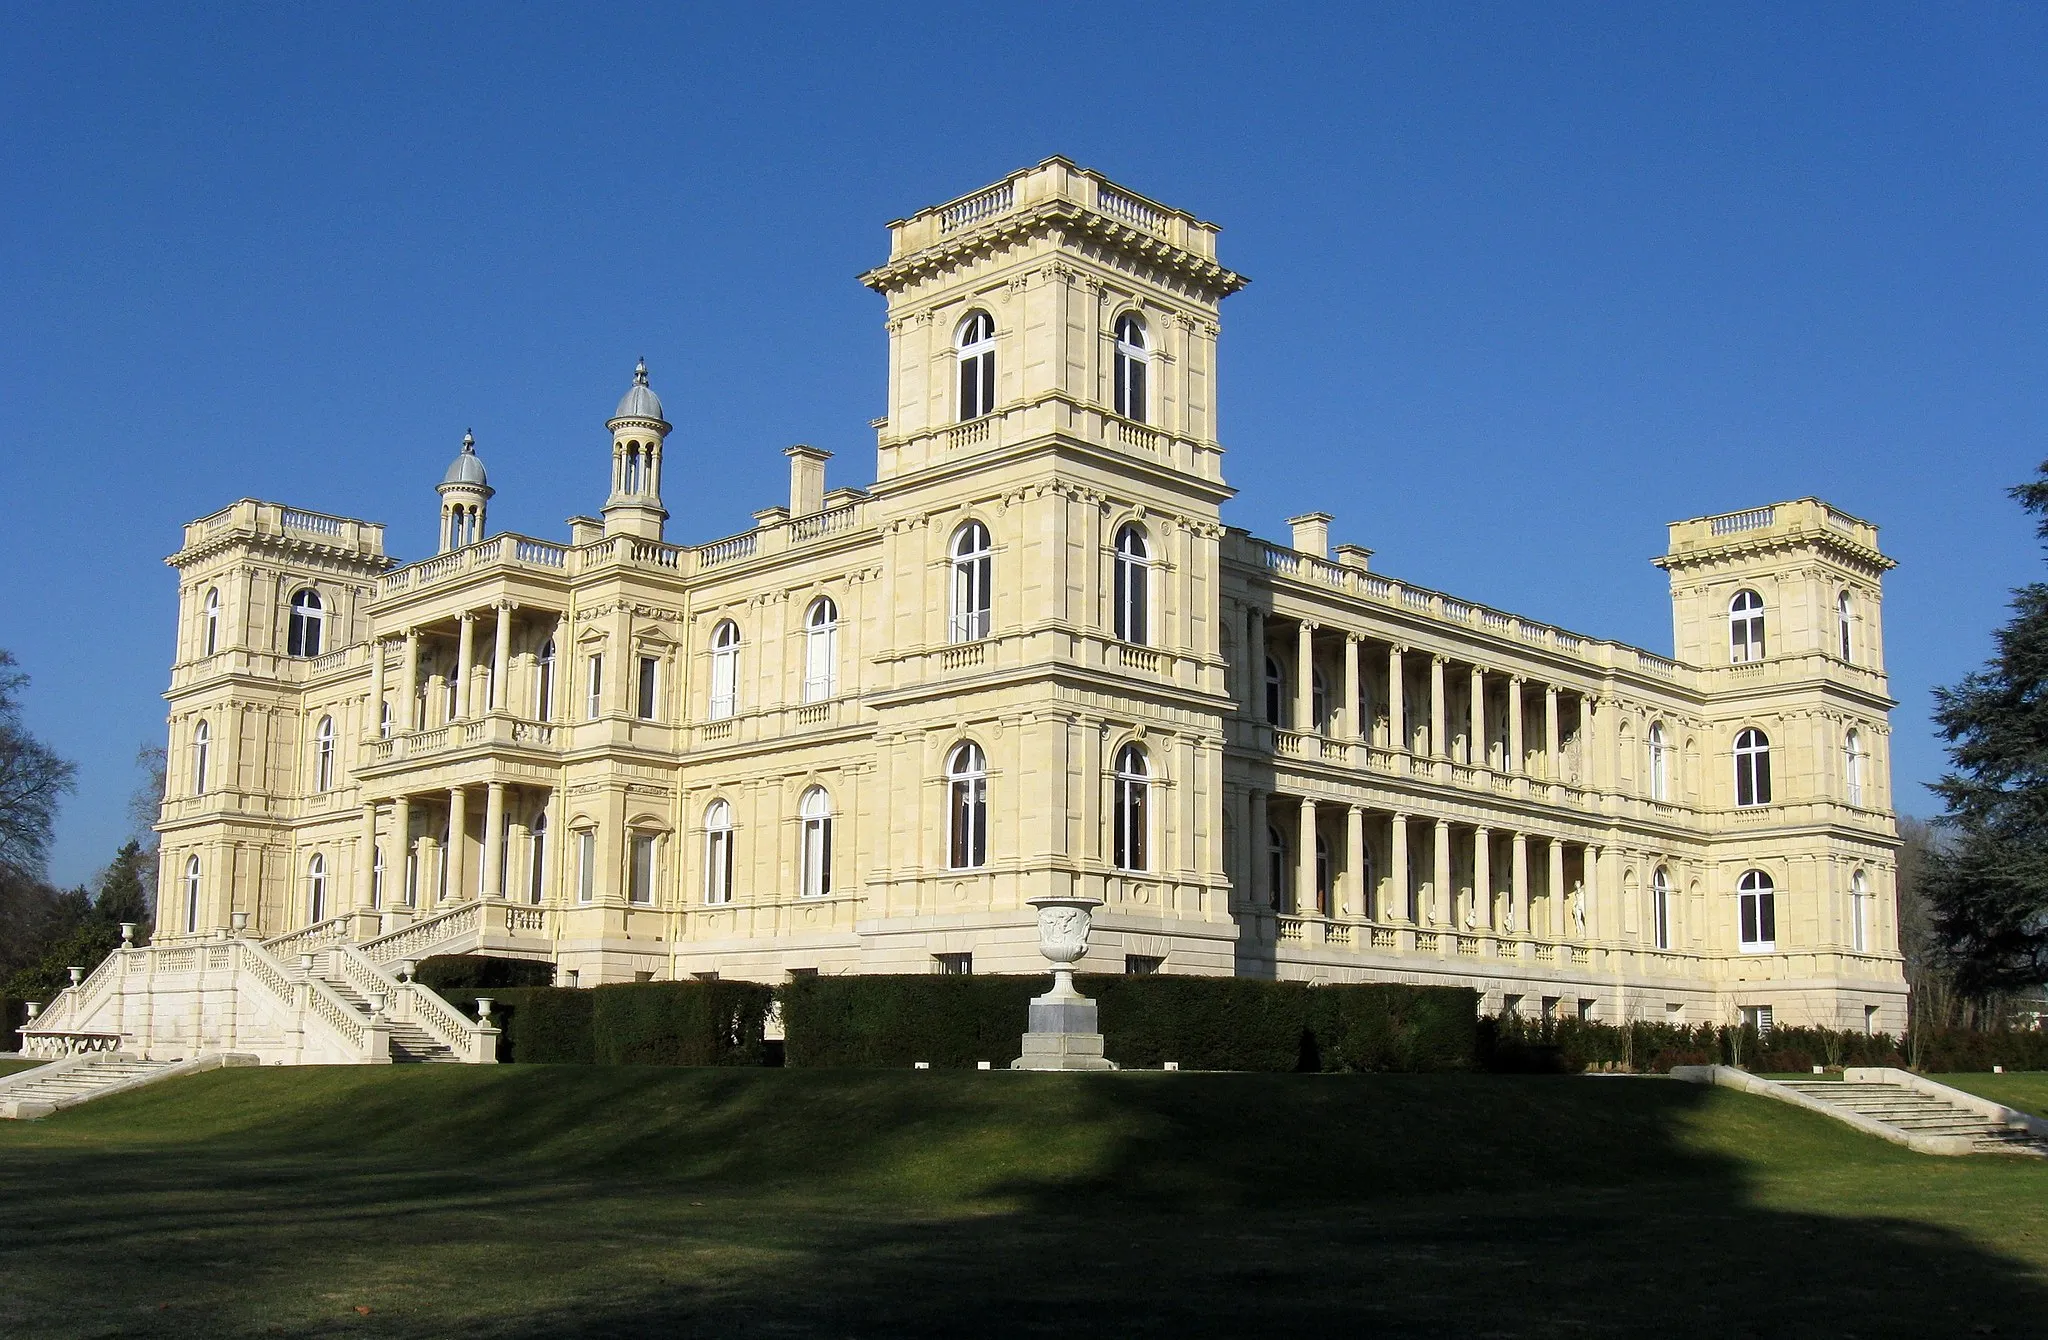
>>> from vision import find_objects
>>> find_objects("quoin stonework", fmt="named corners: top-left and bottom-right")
top-left (27, 158), bottom-right (1904, 1063)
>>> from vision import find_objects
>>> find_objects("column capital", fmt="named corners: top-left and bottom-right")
top-left (1343, 630), bottom-right (1360, 645)
top-left (459, 610), bottom-right (477, 624)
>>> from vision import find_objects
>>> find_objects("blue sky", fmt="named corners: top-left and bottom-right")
top-left (3, 5), bottom-right (2043, 889)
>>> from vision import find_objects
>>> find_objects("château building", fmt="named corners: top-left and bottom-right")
top-left (32, 158), bottom-right (1907, 1063)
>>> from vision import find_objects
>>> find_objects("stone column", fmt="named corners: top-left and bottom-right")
top-left (1342, 634), bottom-right (1361, 741)
top-left (456, 613), bottom-right (477, 720)
top-left (401, 628), bottom-right (420, 732)
top-left (1511, 831), bottom-right (1529, 935)
top-left (1295, 621), bottom-right (1315, 733)
top-left (1508, 676), bottom-right (1525, 775)
top-left (482, 782), bottom-right (507, 900)
top-left (1432, 818), bottom-right (1451, 925)
top-left (1549, 838), bottom-right (1567, 938)
top-left (1391, 812), bottom-right (1410, 921)
top-left (1544, 686), bottom-right (1561, 780)
top-left (1430, 656), bottom-right (1447, 760)
top-left (355, 802), bottom-right (377, 910)
top-left (447, 787), bottom-right (470, 902)
top-left (1296, 798), bottom-right (1318, 916)
top-left (1387, 646), bottom-right (1405, 750)
top-left (1345, 804), bottom-right (1365, 919)
top-left (390, 795), bottom-right (412, 909)
top-left (491, 605), bottom-right (513, 714)
top-left (1473, 826), bottom-right (1492, 930)
top-left (370, 638), bottom-right (388, 737)
top-left (1248, 789), bottom-right (1269, 907)
top-left (1468, 666), bottom-right (1486, 767)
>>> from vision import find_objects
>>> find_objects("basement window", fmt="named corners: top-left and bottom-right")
top-left (934, 952), bottom-right (973, 976)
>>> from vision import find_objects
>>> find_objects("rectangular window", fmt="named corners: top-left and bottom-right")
top-left (586, 654), bottom-right (603, 720)
top-left (637, 657), bottom-right (659, 720)
top-left (576, 830), bottom-right (595, 903)
top-left (1741, 1004), bottom-right (1775, 1037)
top-left (1540, 996), bottom-right (1559, 1025)
top-left (1576, 999), bottom-right (1595, 1022)
top-left (1124, 955), bottom-right (1163, 976)
top-left (629, 833), bottom-right (656, 905)
top-left (1501, 993), bottom-right (1524, 1019)
top-left (934, 952), bottom-right (973, 976)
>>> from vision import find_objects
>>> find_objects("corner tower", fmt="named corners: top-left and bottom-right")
top-left (436, 431), bottom-right (493, 553)
top-left (603, 359), bottom-right (670, 541)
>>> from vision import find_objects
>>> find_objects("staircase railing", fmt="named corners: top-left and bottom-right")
top-left (261, 914), bottom-right (357, 959)
top-left (327, 942), bottom-right (495, 1063)
top-left (357, 902), bottom-right (483, 966)
top-left (236, 938), bottom-right (389, 1064)
top-left (20, 948), bottom-right (128, 1043)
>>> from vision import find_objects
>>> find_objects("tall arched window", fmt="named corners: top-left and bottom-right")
top-left (1648, 721), bottom-right (1670, 802)
top-left (624, 442), bottom-right (642, 494)
top-left (1267, 825), bottom-right (1290, 910)
top-left (1844, 728), bottom-right (1865, 806)
top-left (1264, 657), bottom-right (1286, 727)
top-left (1112, 743), bottom-right (1149, 872)
top-left (202, 587), bottom-right (220, 657)
top-left (1112, 524), bottom-right (1150, 645)
top-left (1838, 591), bottom-right (1854, 663)
top-left (957, 310), bottom-right (996, 420)
top-left (306, 853), bottom-right (327, 924)
top-left (1737, 869), bottom-right (1776, 951)
top-left (1311, 669), bottom-right (1330, 735)
top-left (703, 800), bottom-right (734, 904)
top-left (314, 715), bottom-right (335, 792)
top-left (1113, 313), bottom-right (1149, 422)
top-left (1314, 834), bottom-right (1331, 916)
top-left (949, 522), bottom-right (993, 643)
top-left (184, 855), bottom-right (201, 934)
top-left (535, 639), bottom-right (556, 720)
top-left (804, 598), bottom-right (838, 703)
top-left (799, 787), bottom-right (833, 898)
top-left (1728, 589), bottom-right (1765, 664)
top-left (528, 811), bottom-right (546, 905)
top-left (1851, 869), bottom-right (1870, 952)
top-left (709, 621), bottom-right (740, 720)
top-left (371, 847), bottom-right (384, 910)
top-left (1734, 728), bottom-right (1772, 808)
top-left (287, 588), bottom-right (325, 658)
top-left (192, 720), bottom-right (210, 795)
top-left (1652, 866), bottom-right (1673, 950)
top-left (947, 742), bottom-right (988, 870)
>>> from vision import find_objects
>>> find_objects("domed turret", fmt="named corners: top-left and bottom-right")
top-left (602, 360), bottom-right (671, 541)
top-left (436, 430), bottom-right (495, 552)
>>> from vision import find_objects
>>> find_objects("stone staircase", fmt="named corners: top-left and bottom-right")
top-left (318, 973), bottom-right (459, 1063)
top-left (1778, 1078), bottom-right (2048, 1156)
top-left (0, 1052), bottom-right (255, 1119)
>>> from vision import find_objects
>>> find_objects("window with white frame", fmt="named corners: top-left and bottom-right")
top-left (704, 800), bottom-right (734, 903)
top-left (1851, 868), bottom-right (1869, 952)
top-left (949, 522), bottom-right (993, 643)
top-left (1113, 312), bottom-right (1148, 422)
top-left (1112, 523), bottom-right (1150, 645)
top-left (1314, 834), bottom-right (1332, 916)
top-left (947, 742), bottom-right (988, 870)
top-left (628, 832), bottom-right (656, 905)
top-left (799, 786), bottom-right (832, 898)
top-left (314, 715), bottom-right (335, 792)
top-left (184, 855), bottom-right (201, 933)
top-left (1112, 743), bottom-right (1149, 872)
top-left (1652, 866), bottom-right (1673, 951)
top-left (957, 310), bottom-right (996, 421)
top-left (1738, 869), bottom-right (1776, 951)
top-left (804, 597), bottom-right (838, 703)
top-left (585, 653), bottom-right (603, 720)
top-left (379, 699), bottom-right (392, 739)
top-left (192, 719), bottom-right (210, 795)
top-left (287, 588), bottom-right (325, 658)
top-left (306, 853), bottom-right (327, 923)
top-left (1728, 589), bottom-right (1765, 664)
top-left (202, 587), bottom-right (220, 657)
top-left (637, 656), bottom-right (660, 720)
top-left (1845, 728), bottom-right (1865, 806)
top-left (1838, 591), bottom-right (1854, 663)
top-left (535, 639), bottom-right (556, 720)
top-left (1740, 1004), bottom-right (1775, 1036)
top-left (576, 828), bottom-right (595, 904)
top-left (371, 847), bottom-right (384, 910)
top-left (1267, 824), bottom-right (1290, 910)
top-left (1311, 668), bottom-right (1330, 735)
top-left (528, 812), bottom-right (546, 905)
top-left (1264, 657), bottom-right (1285, 727)
top-left (1648, 721), bottom-right (1670, 802)
top-left (1734, 728), bottom-right (1772, 807)
top-left (709, 621), bottom-right (740, 720)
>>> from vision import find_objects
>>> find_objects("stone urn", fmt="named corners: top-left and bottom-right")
top-left (1015, 895), bottom-right (1114, 1071)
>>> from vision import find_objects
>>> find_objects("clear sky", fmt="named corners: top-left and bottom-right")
top-left (3, 5), bottom-right (2043, 889)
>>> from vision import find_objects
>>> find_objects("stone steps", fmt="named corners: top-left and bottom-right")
top-left (1779, 1079), bottom-right (2048, 1157)
top-left (321, 977), bottom-right (459, 1063)
top-left (0, 1056), bottom-right (179, 1118)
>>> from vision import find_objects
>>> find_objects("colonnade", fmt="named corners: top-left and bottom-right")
top-left (369, 604), bottom-right (566, 736)
top-left (354, 781), bottom-right (558, 914)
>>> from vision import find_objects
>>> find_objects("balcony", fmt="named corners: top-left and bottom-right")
top-left (364, 715), bottom-right (560, 768)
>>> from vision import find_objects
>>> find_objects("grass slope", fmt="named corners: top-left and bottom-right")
top-left (2, 1067), bottom-right (2045, 1338)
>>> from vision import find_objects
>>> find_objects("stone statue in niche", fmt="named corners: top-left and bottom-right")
top-left (1571, 882), bottom-right (1588, 936)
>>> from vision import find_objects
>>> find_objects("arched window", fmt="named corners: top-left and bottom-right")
top-left (528, 812), bottom-right (546, 905)
top-left (1264, 657), bottom-right (1286, 727)
top-left (957, 310), bottom-right (996, 421)
top-left (1844, 728), bottom-right (1865, 807)
top-left (709, 621), bottom-right (740, 720)
top-left (800, 787), bottom-right (833, 898)
top-left (1311, 668), bottom-right (1330, 735)
top-left (949, 522), bottom-right (993, 643)
top-left (1267, 825), bottom-right (1290, 910)
top-left (1112, 743), bottom-right (1149, 872)
top-left (1648, 721), bottom-right (1670, 802)
top-left (804, 598), bottom-right (838, 703)
top-left (1728, 589), bottom-right (1764, 664)
top-left (535, 639), bottom-right (555, 720)
top-left (1838, 591), bottom-right (1854, 663)
top-left (1652, 866), bottom-right (1673, 950)
top-left (202, 587), bottom-right (220, 657)
top-left (1734, 728), bottom-right (1772, 808)
top-left (287, 588), bottom-right (325, 658)
top-left (314, 715), bottom-right (335, 792)
top-left (1314, 834), bottom-right (1331, 916)
top-left (184, 855), bottom-right (201, 934)
top-left (1112, 524), bottom-right (1150, 645)
top-left (306, 853), bottom-right (327, 924)
top-left (947, 742), bottom-right (988, 870)
top-left (1851, 868), bottom-right (1870, 952)
top-left (1355, 843), bottom-right (1377, 920)
top-left (191, 720), bottom-right (210, 795)
top-left (703, 800), bottom-right (734, 904)
top-left (1113, 312), bottom-right (1149, 422)
top-left (1738, 869), bottom-right (1776, 951)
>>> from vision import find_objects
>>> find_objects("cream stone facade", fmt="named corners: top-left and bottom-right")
top-left (125, 157), bottom-right (1905, 1044)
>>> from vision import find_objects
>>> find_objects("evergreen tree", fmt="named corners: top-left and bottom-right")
top-left (94, 839), bottom-right (153, 931)
top-left (1928, 462), bottom-right (2048, 996)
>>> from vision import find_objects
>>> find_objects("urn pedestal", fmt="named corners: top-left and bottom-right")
top-left (1014, 896), bottom-right (1115, 1071)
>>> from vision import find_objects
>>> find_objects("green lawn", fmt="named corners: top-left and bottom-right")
top-left (0, 1056), bottom-right (44, 1077)
top-left (3, 1067), bottom-right (2045, 1338)
top-left (1947, 1070), bottom-right (2048, 1120)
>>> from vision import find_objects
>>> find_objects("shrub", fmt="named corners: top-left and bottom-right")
top-left (437, 987), bottom-right (595, 1063)
top-left (591, 981), bottom-right (773, 1066)
top-left (1085, 974), bottom-right (1311, 1071)
top-left (0, 997), bottom-right (25, 1053)
top-left (1316, 983), bottom-right (1480, 1073)
top-left (414, 955), bottom-right (558, 990)
top-left (783, 974), bottom-right (1039, 1068)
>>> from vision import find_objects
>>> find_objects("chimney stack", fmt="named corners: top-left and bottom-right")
top-left (1287, 512), bottom-right (1333, 559)
top-left (786, 445), bottom-right (831, 518)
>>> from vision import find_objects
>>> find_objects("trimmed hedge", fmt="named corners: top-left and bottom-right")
top-left (1, 997), bottom-right (25, 1053)
top-left (414, 955), bottom-right (558, 990)
top-left (781, 974), bottom-right (1480, 1072)
top-left (592, 982), bottom-right (774, 1066)
top-left (437, 987), bottom-right (595, 1064)
top-left (1478, 1015), bottom-right (2048, 1075)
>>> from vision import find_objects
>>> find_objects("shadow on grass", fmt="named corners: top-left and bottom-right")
top-left (1, 1068), bottom-right (2043, 1338)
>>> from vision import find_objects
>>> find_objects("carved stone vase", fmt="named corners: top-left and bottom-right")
top-left (1014, 895), bottom-right (1115, 1071)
